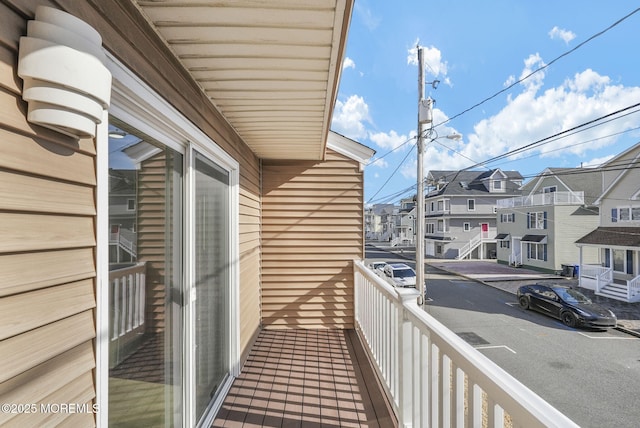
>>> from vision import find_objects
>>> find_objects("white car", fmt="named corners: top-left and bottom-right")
top-left (368, 261), bottom-right (388, 277)
top-left (383, 263), bottom-right (417, 288)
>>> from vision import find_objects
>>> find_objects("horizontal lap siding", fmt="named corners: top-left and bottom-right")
top-left (0, 1), bottom-right (97, 425)
top-left (2, 1), bottom-right (263, 425)
top-left (261, 150), bottom-right (364, 329)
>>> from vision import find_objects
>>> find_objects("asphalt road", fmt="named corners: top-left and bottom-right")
top-left (365, 245), bottom-right (640, 428)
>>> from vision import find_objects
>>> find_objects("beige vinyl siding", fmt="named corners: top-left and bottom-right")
top-left (136, 151), bottom-right (171, 333)
top-left (261, 150), bottom-right (364, 328)
top-left (0, 1), bottom-right (98, 425)
top-left (1, 1), bottom-right (263, 418)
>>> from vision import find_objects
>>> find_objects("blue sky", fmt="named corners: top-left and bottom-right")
top-left (331, 2), bottom-right (640, 205)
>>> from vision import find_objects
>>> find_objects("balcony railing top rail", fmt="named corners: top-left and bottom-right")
top-left (354, 260), bottom-right (579, 428)
top-left (497, 191), bottom-right (584, 209)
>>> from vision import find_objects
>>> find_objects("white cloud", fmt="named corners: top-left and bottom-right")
top-left (580, 155), bottom-right (613, 168)
top-left (343, 57), bottom-right (356, 70)
top-left (549, 26), bottom-right (576, 44)
top-left (367, 157), bottom-right (388, 169)
top-left (401, 59), bottom-right (640, 178)
top-left (331, 95), bottom-right (372, 140)
top-left (519, 53), bottom-right (546, 92)
top-left (407, 42), bottom-right (450, 85)
top-left (369, 129), bottom-right (410, 150)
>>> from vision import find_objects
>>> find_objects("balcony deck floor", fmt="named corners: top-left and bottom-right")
top-left (212, 329), bottom-right (395, 427)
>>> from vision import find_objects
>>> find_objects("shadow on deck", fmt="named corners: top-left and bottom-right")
top-left (212, 329), bottom-right (395, 427)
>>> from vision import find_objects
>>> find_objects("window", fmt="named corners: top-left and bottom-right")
top-left (501, 213), bottom-right (515, 223)
top-left (493, 180), bottom-right (502, 189)
top-left (543, 186), bottom-right (557, 193)
top-left (467, 199), bottom-right (475, 211)
top-left (430, 201), bottom-right (435, 212)
top-left (620, 207), bottom-right (630, 221)
top-left (426, 223), bottom-right (435, 234)
top-left (527, 243), bottom-right (547, 261)
top-left (127, 198), bottom-right (136, 211)
top-left (463, 222), bottom-right (471, 232)
top-left (437, 219), bottom-right (446, 232)
top-left (499, 241), bottom-right (510, 249)
top-left (436, 199), bottom-right (450, 212)
top-left (528, 211), bottom-right (546, 229)
top-left (613, 206), bottom-right (640, 222)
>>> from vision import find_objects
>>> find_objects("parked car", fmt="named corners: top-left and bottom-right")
top-left (383, 263), bottom-right (417, 288)
top-left (368, 261), bottom-right (388, 277)
top-left (517, 283), bottom-right (617, 329)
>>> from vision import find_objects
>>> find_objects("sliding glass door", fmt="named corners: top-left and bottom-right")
top-left (193, 151), bottom-right (231, 423)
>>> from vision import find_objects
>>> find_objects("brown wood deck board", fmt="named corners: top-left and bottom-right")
top-left (212, 329), bottom-right (395, 427)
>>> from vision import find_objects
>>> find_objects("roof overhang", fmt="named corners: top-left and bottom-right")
top-left (576, 227), bottom-right (640, 247)
top-left (133, 0), bottom-right (354, 160)
top-left (521, 234), bottom-right (547, 243)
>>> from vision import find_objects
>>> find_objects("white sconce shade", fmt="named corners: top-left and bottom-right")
top-left (17, 6), bottom-right (112, 138)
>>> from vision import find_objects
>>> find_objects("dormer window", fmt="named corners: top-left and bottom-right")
top-left (491, 179), bottom-right (505, 192)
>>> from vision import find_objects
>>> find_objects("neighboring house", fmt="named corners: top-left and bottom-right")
top-left (365, 203), bottom-right (395, 241)
top-left (108, 169), bottom-right (137, 263)
top-left (424, 169), bottom-right (523, 259)
top-left (393, 196), bottom-right (416, 245)
top-left (576, 142), bottom-right (640, 302)
top-left (0, 2), bottom-right (373, 426)
top-left (495, 167), bottom-right (601, 274)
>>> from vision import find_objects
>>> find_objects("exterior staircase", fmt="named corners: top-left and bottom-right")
top-left (596, 282), bottom-right (629, 302)
top-left (456, 233), bottom-right (482, 260)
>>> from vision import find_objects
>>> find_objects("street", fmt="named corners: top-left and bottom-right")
top-left (366, 245), bottom-right (640, 428)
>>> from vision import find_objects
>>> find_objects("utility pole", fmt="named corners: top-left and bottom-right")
top-left (415, 46), bottom-right (429, 306)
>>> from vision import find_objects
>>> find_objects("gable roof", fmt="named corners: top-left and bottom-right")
top-left (426, 169), bottom-right (523, 197)
top-left (520, 167), bottom-right (603, 205)
top-left (595, 141), bottom-right (640, 204)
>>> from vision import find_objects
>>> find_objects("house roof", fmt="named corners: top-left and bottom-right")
top-left (595, 141), bottom-right (640, 205)
top-left (426, 169), bottom-right (523, 197)
top-left (520, 167), bottom-right (602, 204)
top-left (326, 131), bottom-right (375, 165)
top-left (133, 0), bottom-right (353, 161)
top-left (576, 227), bottom-right (640, 247)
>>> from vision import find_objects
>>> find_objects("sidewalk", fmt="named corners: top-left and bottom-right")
top-left (372, 244), bottom-right (640, 336)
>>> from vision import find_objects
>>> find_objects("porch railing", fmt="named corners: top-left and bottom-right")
top-left (579, 264), bottom-right (612, 293)
top-left (627, 275), bottom-right (640, 301)
top-left (354, 260), bottom-right (578, 428)
top-left (456, 233), bottom-right (482, 260)
top-left (109, 262), bottom-right (146, 367)
top-left (497, 191), bottom-right (584, 209)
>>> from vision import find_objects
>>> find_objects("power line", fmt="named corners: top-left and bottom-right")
top-left (460, 101), bottom-right (640, 172)
top-left (366, 139), bottom-right (417, 204)
top-left (434, 7), bottom-right (640, 129)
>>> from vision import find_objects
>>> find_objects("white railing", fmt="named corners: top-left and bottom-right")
top-left (109, 262), bottom-right (146, 341)
top-left (354, 260), bottom-right (578, 428)
top-left (627, 275), bottom-right (640, 302)
top-left (457, 233), bottom-right (482, 260)
top-left (497, 191), bottom-right (584, 209)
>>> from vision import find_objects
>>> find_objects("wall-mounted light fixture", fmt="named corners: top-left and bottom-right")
top-left (17, 6), bottom-right (111, 139)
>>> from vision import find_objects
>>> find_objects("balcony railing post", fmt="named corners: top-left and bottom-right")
top-left (397, 289), bottom-right (420, 427)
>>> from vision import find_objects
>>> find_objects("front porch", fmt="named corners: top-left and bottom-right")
top-left (214, 262), bottom-right (578, 427)
top-left (578, 264), bottom-right (640, 303)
